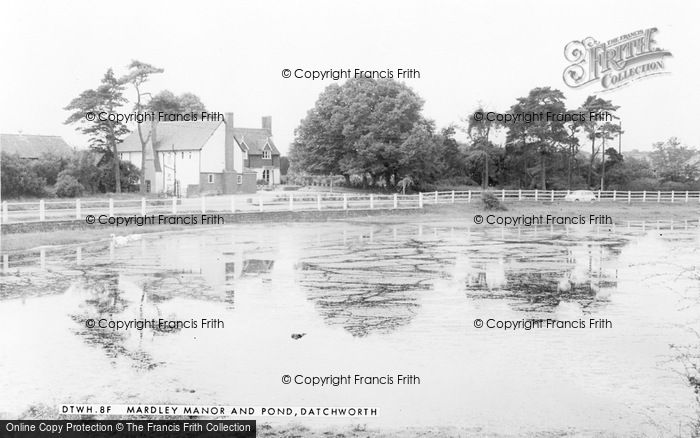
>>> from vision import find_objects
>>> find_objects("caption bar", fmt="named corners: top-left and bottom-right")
top-left (1, 420), bottom-right (255, 437)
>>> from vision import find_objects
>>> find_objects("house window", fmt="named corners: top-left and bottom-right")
top-left (262, 149), bottom-right (271, 160)
top-left (237, 175), bottom-right (243, 185)
top-left (119, 153), bottom-right (123, 159)
top-left (188, 152), bottom-right (192, 159)
top-left (262, 169), bottom-right (270, 183)
top-left (208, 174), bottom-right (214, 184)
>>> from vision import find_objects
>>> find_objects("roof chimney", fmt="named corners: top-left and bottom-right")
top-left (262, 116), bottom-right (272, 134)
top-left (225, 112), bottom-right (234, 171)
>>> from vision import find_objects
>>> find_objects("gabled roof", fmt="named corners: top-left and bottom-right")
top-left (1, 133), bottom-right (72, 158)
top-left (232, 128), bottom-right (279, 155)
top-left (116, 121), bottom-right (223, 152)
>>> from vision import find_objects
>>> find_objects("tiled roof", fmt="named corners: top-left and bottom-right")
top-left (1, 134), bottom-right (72, 158)
top-left (117, 121), bottom-right (223, 152)
top-left (233, 128), bottom-right (279, 155)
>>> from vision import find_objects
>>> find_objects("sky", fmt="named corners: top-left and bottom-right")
top-left (2, 0), bottom-right (699, 154)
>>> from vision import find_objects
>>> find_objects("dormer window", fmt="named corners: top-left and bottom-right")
top-left (262, 147), bottom-right (271, 160)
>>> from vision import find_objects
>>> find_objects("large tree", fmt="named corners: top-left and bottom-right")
top-left (579, 95), bottom-right (620, 188)
top-left (120, 60), bottom-right (164, 193)
top-left (506, 87), bottom-right (569, 189)
top-left (146, 90), bottom-right (207, 115)
top-left (64, 68), bottom-right (129, 193)
top-left (290, 78), bottom-right (428, 187)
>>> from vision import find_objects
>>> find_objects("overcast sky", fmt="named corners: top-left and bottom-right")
top-left (2, 0), bottom-right (698, 154)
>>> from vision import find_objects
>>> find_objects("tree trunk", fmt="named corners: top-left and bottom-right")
top-left (600, 139), bottom-right (606, 191)
top-left (567, 145), bottom-right (572, 190)
top-left (540, 153), bottom-right (546, 190)
top-left (587, 136), bottom-right (596, 187)
top-left (482, 153), bottom-right (489, 189)
top-left (113, 141), bottom-right (121, 193)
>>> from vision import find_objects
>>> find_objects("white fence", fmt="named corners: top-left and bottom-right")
top-left (2, 189), bottom-right (700, 224)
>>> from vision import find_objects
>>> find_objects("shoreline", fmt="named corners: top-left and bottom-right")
top-left (1, 202), bottom-right (698, 254)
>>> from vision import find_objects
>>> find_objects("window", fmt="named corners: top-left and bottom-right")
top-left (237, 175), bottom-right (243, 185)
top-left (262, 149), bottom-right (271, 160)
top-left (208, 174), bottom-right (214, 184)
top-left (181, 151), bottom-right (184, 159)
top-left (262, 169), bottom-right (270, 183)
top-left (119, 153), bottom-right (123, 159)
top-left (188, 152), bottom-right (192, 159)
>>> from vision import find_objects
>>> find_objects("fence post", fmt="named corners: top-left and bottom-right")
top-left (2, 201), bottom-right (8, 223)
top-left (201, 195), bottom-right (206, 213)
top-left (657, 191), bottom-right (661, 203)
top-left (534, 190), bottom-right (538, 201)
top-left (370, 194), bottom-right (375, 209)
top-left (343, 194), bottom-right (348, 210)
top-left (627, 191), bottom-right (631, 204)
top-left (394, 193), bottom-right (398, 209)
top-left (419, 192), bottom-right (424, 208)
top-left (501, 189), bottom-right (505, 202)
top-left (642, 191), bottom-right (646, 202)
top-left (671, 191), bottom-right (675, 203)
top-left (518, 189), bottom-right (522, 201)
top-left (289, 194), bottom-right (294, 211)
top-left (317, 194), bottom-right (321, 211)
top-left (172, 197), bottom-right (177, 214)
top-left (685, 191), bottom-right (689, 203)
top-left (230, 196), bottom-right (235, 213)
top-left (109, 199), bottom-right (114, 217)
top-left (613, 190), bottom-right (617, 201)
top-left (39, 200), bottom-right (45, 221)
top-left (141, 197), bottom-right (146, 215)
top-left (550, 190), bottom-right (554, 202)
top-left (451, 190), bottom-right (455, 203)
top-left (468, 191), bottom-right (471, 203)
top-left (597, 190), bottom-right (601, 200)
top-left (259, 197), bottom-right (264, 212)
top-left (75, 199), bottom-right (81, 219)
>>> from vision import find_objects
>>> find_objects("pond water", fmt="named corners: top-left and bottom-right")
top-left (0, 219), bottom-right (698, 436)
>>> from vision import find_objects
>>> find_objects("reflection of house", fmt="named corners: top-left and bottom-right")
top-left (116, 113), bottom-right (279, 196)
top-left (0, 133), bottom-right (72, 158)
top-left (241, 259), bottom-right (275, 276)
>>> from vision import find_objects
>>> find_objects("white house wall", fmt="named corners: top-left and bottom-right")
top-left (200, 124), bottom-right (226, 173)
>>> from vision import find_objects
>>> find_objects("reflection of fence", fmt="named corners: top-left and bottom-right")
top-left (2, 189), bottom-right (700, 224)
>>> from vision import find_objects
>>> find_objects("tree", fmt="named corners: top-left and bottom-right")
top-left (120, 60), bottom-right (164, 193)
top-left (597, 122), bottom-right (622, 190)
top-left (290, 78), bottom-right (427, 187)
top-left (465, 106), bottom-right (500, 189)
top-left (580, 96), bottom-right (620, 187)
top-left (65, 68), bottom-right (129, 192)
top-left (649, 137), bottom-right (699, 183)
top-left (506, 87), bottom-right (569, 189)
top-left (146, 90), bottom-right (207, 115)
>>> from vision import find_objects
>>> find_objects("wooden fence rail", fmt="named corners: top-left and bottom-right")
top-left (2, 190), bottom-right (700, 224)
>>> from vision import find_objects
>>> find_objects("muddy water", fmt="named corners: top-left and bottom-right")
top-left (0, 220), bottom-right (698, 435)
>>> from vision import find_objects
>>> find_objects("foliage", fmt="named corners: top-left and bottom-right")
top-left (146, 90), bottom-right (207, 115)
top-left (280, 156), bottom-right (290, 175)
top-left (649, 137), bottom-right (699, 183)
top-left (481, 191), bottom-right (507, 210)
top-left (55, 172), bottom-right (84, 197)
top-left (64, 68), bottom-right (129, 192)
top-left (0, 153), bottom-right (47, 197)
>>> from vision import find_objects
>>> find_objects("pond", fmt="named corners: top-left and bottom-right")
top-left (0, 219), bottom-right (698, 436)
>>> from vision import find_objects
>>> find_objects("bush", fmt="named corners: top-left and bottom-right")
top-left (481, 191), bottom-right (507, 210)
top-left (1, 152), bottom-right (47, 198)
top-left (55, 172), bottom-right (84, 197)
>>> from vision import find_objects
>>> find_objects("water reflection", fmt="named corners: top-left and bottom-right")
top-left (0, 220), bottom-right (698, 434)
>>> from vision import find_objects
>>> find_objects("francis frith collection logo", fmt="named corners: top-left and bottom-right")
top-left (563, 27), bottom-right (672, 91)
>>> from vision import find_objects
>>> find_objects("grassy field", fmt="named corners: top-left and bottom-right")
top-left (1, 201), bottom-right (698, 253)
